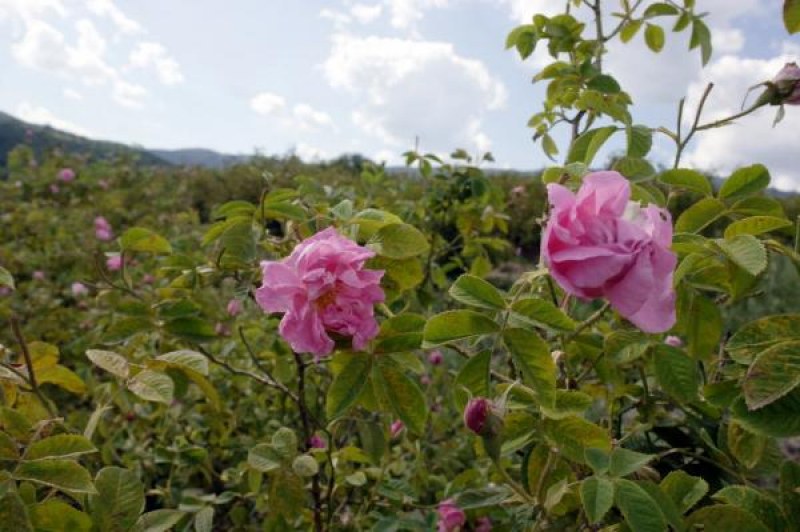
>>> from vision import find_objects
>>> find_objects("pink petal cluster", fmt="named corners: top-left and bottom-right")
top-left (542, 171), bottom-right (676, 333)
top-left (437, 500), bottom-right (466, 532)
top-left (390, 419), bottom-right (405, 438)
top-left (57, 168), bottom-right (76, 182)
top-left (664, 335), bottom-right (683, 347)
top-left (774, 62), bottom-right (800, 105)
top-left (94, 216), bottom-right (114, 241)
top-left (106, 255), bottom-right (123, 271)
top-left (475, 517), bottom-right (492, 532)
top-left (308, 434), bottom-right (326, 449)
top-left (227, 298), bottom-right (243, 317)
top-left (71, 282), bottom-right (88, 297)
top-left (428, 349), bottom-right (443, 365)
top-left (32, 271), bottom-right (46, 281)
top-left (255, 227), bottom-right (384, 358)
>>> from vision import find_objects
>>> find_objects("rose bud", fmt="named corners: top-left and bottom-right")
top-left (773, 62), bottom-right (800, 105)
top-left (664, 335), bottom-right (682, 347)
top-left (390, 419), bottom-right (404, 438)
top-left (437, 499), bottom-right (466, 532)
top-left (428, 350), bottom-right (443, 365)
top-left (464, 397), bottom-right (491, 435)
top-left (308, 434), bottom-right (326, 449)
top-left (227, 298), bottom-right (243, 317)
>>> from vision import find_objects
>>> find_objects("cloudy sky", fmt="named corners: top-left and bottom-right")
top-left (0, 0), bottom-right (798, 188)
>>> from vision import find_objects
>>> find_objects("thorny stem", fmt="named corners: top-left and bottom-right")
top-left (674, 83), bottom-right (715, 168)
top-left (493, 458), bottom-right (535, 504)
top-left (10, 317), bottom-right (56, 417)
top-left (563, 302), bottom-right (611, 344)
top-left (294, 353), bottom-right (324, 532)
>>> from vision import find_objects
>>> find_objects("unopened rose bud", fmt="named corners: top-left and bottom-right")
top-left (420, 374), bottom-right (432, 386)
top-left (464, 397), bottom-right (491, 435)
top-left (32, 271), bottom-right (45, 281)
top-left (390, 419), bottom-right (404, 438)
top-left (227, 298), bottom-right (243, 317)
top-left (142, 274), bottom-right (155, 285)
top-left (308, 434), bottom-right (326, 449)
top-left (475, 516), bottom-right (493, 532)
top-left (773, 62), bottom-right (800, 106)
top-left (71, 282), bottom-right (88, 297)
top-left (428, 350), bottom-right (443, 365)
top-left (664, 335), bottom-right (682, 347)
top-left (437, 499), bottom-right (466, 532)
top-left (106, 255), bottom-right (123, 271)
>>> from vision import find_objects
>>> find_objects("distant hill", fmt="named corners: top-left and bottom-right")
top-left (0, 111), bottom-right (253, 170)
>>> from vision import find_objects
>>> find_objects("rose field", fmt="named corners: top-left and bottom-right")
top-left (2, 1), bottom-right (800, 531)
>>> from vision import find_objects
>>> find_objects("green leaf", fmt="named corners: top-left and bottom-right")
top-left (614, 479), bottom-right (667, 532)
top-left (724, 216), bottom-right (791, 239)
top-left (743, 340), bottom-right (800, 409)
top-left (727, 420), bottom-right (766, 469)
top-left (367, 223), bottom-right (429, 259)
top-left (0, 431), bottom-right (19, 460)
top-left (785, 0), bottom-right (800, 33)
top-left (660, 470), bottom-right (708, 514)
top-left (0, 491), bottom-right (33, 532)
top-left (731, 197), bottom-right (786, 217)
top-left (373, 358), bottom-right (427, 435)
top-left (119, 227), bottom-right (172, 254)
top-left (453, 350), bottom-right (491, 411)
top-left (248, 444), bottom-right (282, 473)
top-left (422, 310), bottom-right (499, 347)
top-left (587, 74), bottom-right (621, 94)
top-left (626, 124), bottom-right (652, 158)
top-left (30, 500), bottom-right (92, 532)
top-left (637, 482), bottom-right (685, 532)
top-left (686, 505), bottom-right (770, 532)
top-left (542, 417), bottom-right (611, 464)
top-left (503, 328), bottom-right (556, 408)
top-left (713, 486), bottom-right (786, 531)
top-left (292, 454), bottom-right (319, 478)
top-left (654, 344), bottom-right (699, 402)
top-left (133, 510), bottom-right (186, 532)
top-left (194, 507), bottom-right (214, 532)
top-left (25, 434), bottom-right (96, 460)
top-left (14, 459), bottom-right (97, 493)
top-left (156, 350), bottom-right (209, 376)
top-left (540, 389), bottom-right (593, 419)
top-left (374, 314), bottom-right (425, 354)
top-left (719, 164), bottom-right (770, 201)
top-left (86, 350), bottom-right (130, 379)
top-left (620, 19), bottom-right (643, 42)
top-left (727, 315), bottom-right (800, 364)
top-left (0, 266), bottom-right (14, 290)
top-left (567, 126), bottom-right (617, 165)
top-left (584, 448), bottom-right (610, 475)
top-left (163, 317), bottom-right (217, 341)
top-left (643, 3), bottom-right (679, 17)
top-left (675, 197), bottom-right (727, 233)
top-left (659, 168), bottom-right (712, 196)
top-left (717, 235), bottom-right (767, 276)
top-left (608, 448), bottom-right (655, 478)
top-left (127, 370), bottom-right (174, 404)
top-left (580, 477), bottom-right (614, 524)
top-left (689, 17), bottom-right (712, 65)
top-left (448, 274), bottom-right (505, 310)
top-left (510, 297), bottom-right (576, 332)
top-left (90, 467), bottom-right (146, 532)
top-left (731, 389), bottom-right (800, 437)
top-left (684, 293), bottom-right (722, 362)
top-left (644, 23), bottom-right (665, 52)
top-left (326, 354), bottom-right (372, 420)
top-left (781, 461), bottom-right (800, 529)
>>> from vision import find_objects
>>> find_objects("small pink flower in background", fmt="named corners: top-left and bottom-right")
top-left (215, 322), bottom-right (231, 337)
top-left (57, 168), bottom-right (76, 182)
top-left (390, 420), bottom-right (404, 438)
top-left (475, 516), bottom-right (492, 532)
top-left (49, 184), bottom-right (60, 194)
top-left (94, 216), bottom-right (114, 241)
top-left (14, 181), bottom-right (22, 188)
top-left (428, 350), bottom-right (443, 365)
top-left (542, 171), bottom-right (677, 333)
top-left (98, 179), bottom-right (110, 190)
top-left (142, 274), bottom-right (155, 284)
top-left (71, 282), bottom-right (88, 297)
top-left (511, 185), bottom-right (526, 196)
top-left (308, 435), bottom-right (326, 449)
top-left (256, 227), bottom-right (385, 358)
top-left (106, 255), bottom-right (123, 271)
top-left (227, 299), bottom-right (243, 317)
top-left (32, 271), bottom-right (46, 281)
top-left (437, 500), bottom-right (466, 532)
top-left (420, 374), bottom-right (432, 386)
top-left (773, 62), bottom-right (800, 105)
top-left (0, 286), bottom-right (11, 296)
top-left (464, 397), bottom-right (491, 435)
top-left (665, 335), bottom-right (682, 347)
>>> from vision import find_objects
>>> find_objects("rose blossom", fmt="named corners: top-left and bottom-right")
top-left (308, 435), bottom-right (326, 449)
top-left (94, 216), bottom-right (114, 241)
top-left (32, 271), bottom-right (46, 281)
top-left (49, 184), bottom-right (59, 194)
top-left (227, 299), bottom-right (243, 317)
top-left (255, 227), bottom-right (384, 358)
top-left (390, 420), bottom-right (404, 438)
top-left (665, 335), bottom-right (682, 347)
top-left (428, 349), bottom-right (443, 365)
top-left (71, 282), bottom-right (88, 297)
top-left (541, 171), bottom-right (676, 333)
top-left (437, 500), bottom-right (466, 532)
top-left (773, 62), bottom-right (800, 105)
top-left (57, 168), bottom-right (75, 182)
top-left (106, 255), bottom-right (123, 271)
top-left (475, 517), bottom-right (492, 532)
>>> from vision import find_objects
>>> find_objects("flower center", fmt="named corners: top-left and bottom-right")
top-left (314, 288), bottom-right (339, 310)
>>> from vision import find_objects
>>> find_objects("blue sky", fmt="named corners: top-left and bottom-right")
top-left (0, 1), bottom-right (798, 188)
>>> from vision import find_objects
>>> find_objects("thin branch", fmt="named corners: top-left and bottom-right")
top-left (10, 317), bottom-right (56, 417)
top-left (563, 302), bottom-right (611, 344)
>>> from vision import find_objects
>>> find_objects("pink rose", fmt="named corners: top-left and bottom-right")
top-left (32, 271), bottom-right (46, 281)
top-left (49, 184), bottom-right (60, 194)
top-left (106, 255), bottom-right (123, 271)
top-left (428, 350), bottom-right (443, 365)
top-left (71, 282), bottom-right (88, 297)
top-left (464, 397), bottom-right (491, 435)
top-left (94, 216), bottom-right (114, 241)
top-left (542, 171), bottom-right (676, 333)
top-left (227, 299), bottom-right (243, 317)
top-left (57, 168), bottom-right (75, 182)
top-left (256, 227), bottom-right (384, 358)
top-left (390, 420), bottom-right (404, 438)
top-left (437, 500), bottom-right (466, 532)
top-left (664, 335), bottom-right (682, 347)
top-left (215, 322), bottom-right (231, 337)
top-left (308, 435), bottom-right (326, 449)
top-left (142, 274), bottom-right (155, 285)
top-left (773, 62), bottom-right (800, 105)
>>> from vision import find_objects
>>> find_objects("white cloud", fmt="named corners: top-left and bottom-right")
top-left (63, 87), bottom-right (82, 99)
top-left (250, 92), bottom-right (286, 115)
top-left (15, 101), bottom-right (92, 136)
top-left (324, 34), bottom-right (505, 153)
top-left (11, 18), bottom-right (68, 70)
top-left (320, 8), bottom-right (351, 28)
top-left (384, 0), bottom-right (449, 29)
top-left (112, 79), bottom-right (147, 108)
top-left (683, 45), bottom-right (800, 191)
top-left (294, 142), bottom-right (329, 161)
top-left (713, 28), bottom-right (745, 54)
top-left (0, 0), bottom-right (67, 25)
top-left (129, 41), bottom-right (184, 85)
top-left (292, 103), bottom-right (334, 130)
top-left (351, 3), bottom-right (382, 24)
top-left (84, 0), bottom-right (142, 35)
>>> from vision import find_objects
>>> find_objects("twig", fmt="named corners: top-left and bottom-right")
top-left (563, 302), bottom-right (611, 344)
top-left (294, 353), bottom-right (324, 532)
top-left (673, 83), bottom-right (714, 168)
top-left (10, 317), bottom-right (56, 417)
